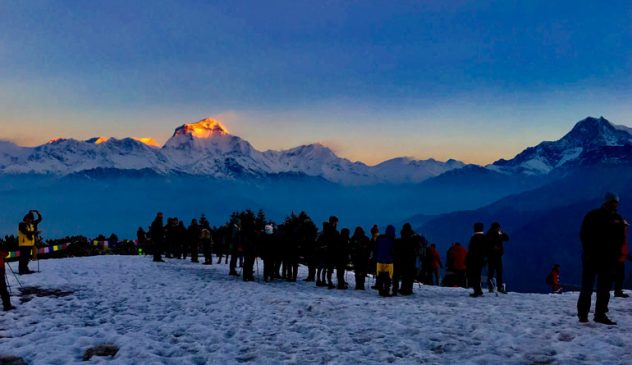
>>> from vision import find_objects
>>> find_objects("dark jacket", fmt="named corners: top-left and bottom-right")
top-left (486, 230), bottom-right (509, 257)
top-left (350, 232), bottom-right (371, 272)
top-left (150, 217), bottom-right (164, 243)
top-left (466, 233), bottom-right (486, 269)
top-left (375, 225), bottom-right (396, 264)
top-left (581, 207), bottom-right (626, 266)
top-left (396, 234), bottom-right (418, 276)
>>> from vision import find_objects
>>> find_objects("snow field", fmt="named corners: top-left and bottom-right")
top-left (1, 256), bottom-right (631, 364)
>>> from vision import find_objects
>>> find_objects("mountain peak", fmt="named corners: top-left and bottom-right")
top-left (567, 116), bottom-right (612, 135)
top-left (172, 118), bottom-right (230, 139)
top-left (562, 116), bottom-right (630, 146)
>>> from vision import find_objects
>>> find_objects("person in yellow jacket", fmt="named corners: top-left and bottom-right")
top-left (18, 210), bottom-right (42, 274)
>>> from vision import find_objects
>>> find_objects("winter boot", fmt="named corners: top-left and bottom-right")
top-left (594, 314), bottom-right (617, 325)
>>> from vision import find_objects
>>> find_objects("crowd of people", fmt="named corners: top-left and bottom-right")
top-left (1, 192), bottom-right (629, 328)
top-left (140, 209), bottom-right (515, 298)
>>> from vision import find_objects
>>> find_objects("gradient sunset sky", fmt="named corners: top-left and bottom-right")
top-left (1, 1), bottom-right (631, 165)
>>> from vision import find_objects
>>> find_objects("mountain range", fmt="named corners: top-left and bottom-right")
top-left (2, 116), bottom-right (629, 185)
top-left (0, 118), bottom-right (465, 185)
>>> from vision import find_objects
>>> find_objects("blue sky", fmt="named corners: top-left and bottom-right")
top-left (1, 0), bottom-right (631, 164)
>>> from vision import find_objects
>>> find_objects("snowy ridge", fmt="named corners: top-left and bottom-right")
top-left (1, 256), bottom-right (630, 364)
top-left (0, 118), bottom-right (462, 185)
top-left (491, 117), bottom-right (632, 175)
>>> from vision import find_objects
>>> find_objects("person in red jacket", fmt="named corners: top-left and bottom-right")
top-left (428, 244), bottom-right (442, 285)
top-left (447, 242), bottom-right (468, 288)
top-left (614, 220), bottom-right (630, 298)
top-left (547, 264), bottom-right (562, 294)
top-left (0, 246), bottom-right (15, 311)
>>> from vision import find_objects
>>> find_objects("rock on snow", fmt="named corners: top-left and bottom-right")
top-left (0, 256), bottom-right (630, 364)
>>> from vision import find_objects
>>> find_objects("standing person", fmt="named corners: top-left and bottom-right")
top-left (375, 225), bottom-right (396, 297)
top-left (201, 227), bottom-right (213, 265)
top-left (369, 224), bottom-right (380, 289)
top-left (164, 218), bottom-right (178, 259)
top-left (395, 223), bottom-right (418, 295)
top-left (300, 217), bottom-right (318, 282)
top-left (18, 210), bottom-right (42, 274)
top-left (150, 212), bottom-right (165, 262)
top-left (614, 220), bottom-right (629, 298)
top-left (350, 227), bottom-right (371, 290)
top-left (325, 216), bottom-right (340, 289)
top-left (486, 222), bottom-right (510, 293)
top-left (449, 242), bottom-right (467, 288)
top-left (262, 224), bottom-right (275, 282)
top-left (315, 222), bottom-right (329, 287)
top-left (466, 223), bottom-right (486, 297)
top-left (282, 225), bottom-right (299, 282)
top-left (577, 192), bottom-right (626, 325)
top-left (546, 264), bottom-right (562, 294)
top-left (136, 227), bottom-right (147, 255)
top-left (417, 236), bottom-right (430, 284)
top-left (188, 219), bottom-right (200, 263)
top-left (428, 244), bottom-right (442, 286)
top-left (0, 243), bottom-right (15, 311)
top-left (335, 228), bottom-right (350, 289)
top-left (241, 218), bottom-right (257, 282)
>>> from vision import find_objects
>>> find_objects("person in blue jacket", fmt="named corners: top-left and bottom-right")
top-left (375, 225), bottom-right (396, 297)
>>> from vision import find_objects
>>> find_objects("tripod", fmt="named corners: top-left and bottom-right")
top-left (6, 262), bottom-right (23, 289)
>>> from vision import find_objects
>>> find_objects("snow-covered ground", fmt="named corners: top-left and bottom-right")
top-left (1, 256), bottom-right (631, 364)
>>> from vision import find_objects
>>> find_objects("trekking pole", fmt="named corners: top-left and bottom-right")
top-left (5, 274), bottom-right (11, 296)
top-left (5, 262), bottom-right (23, 289)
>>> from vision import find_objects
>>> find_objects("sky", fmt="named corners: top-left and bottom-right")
top-left (1, 0), bottom-right (631, 165)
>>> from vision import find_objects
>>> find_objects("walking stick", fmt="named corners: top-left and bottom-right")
top-left (5, 274), bottom-right (11, 296)
top-left (5, 262), bottom-right (23, 289)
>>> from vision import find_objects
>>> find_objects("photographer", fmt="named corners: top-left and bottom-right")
top-left (18, 210), bottom-right (42, 275)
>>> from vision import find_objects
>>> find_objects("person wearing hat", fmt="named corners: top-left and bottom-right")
top-left (577, 192), bottom-right (626, 325)
top-left (17, 210), bottom-right (42, 274)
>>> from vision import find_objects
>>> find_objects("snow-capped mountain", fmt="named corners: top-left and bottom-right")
top-left (0, 118), bottom-right (462, 185)
top-left (373, 157), bottom-right (465, 184)
top-left (0, 137), bottom-right (169, 175)
top-left (490, 116), bottom-right (632, 175)
top-left (263, 144), bottom-right (377, 185)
